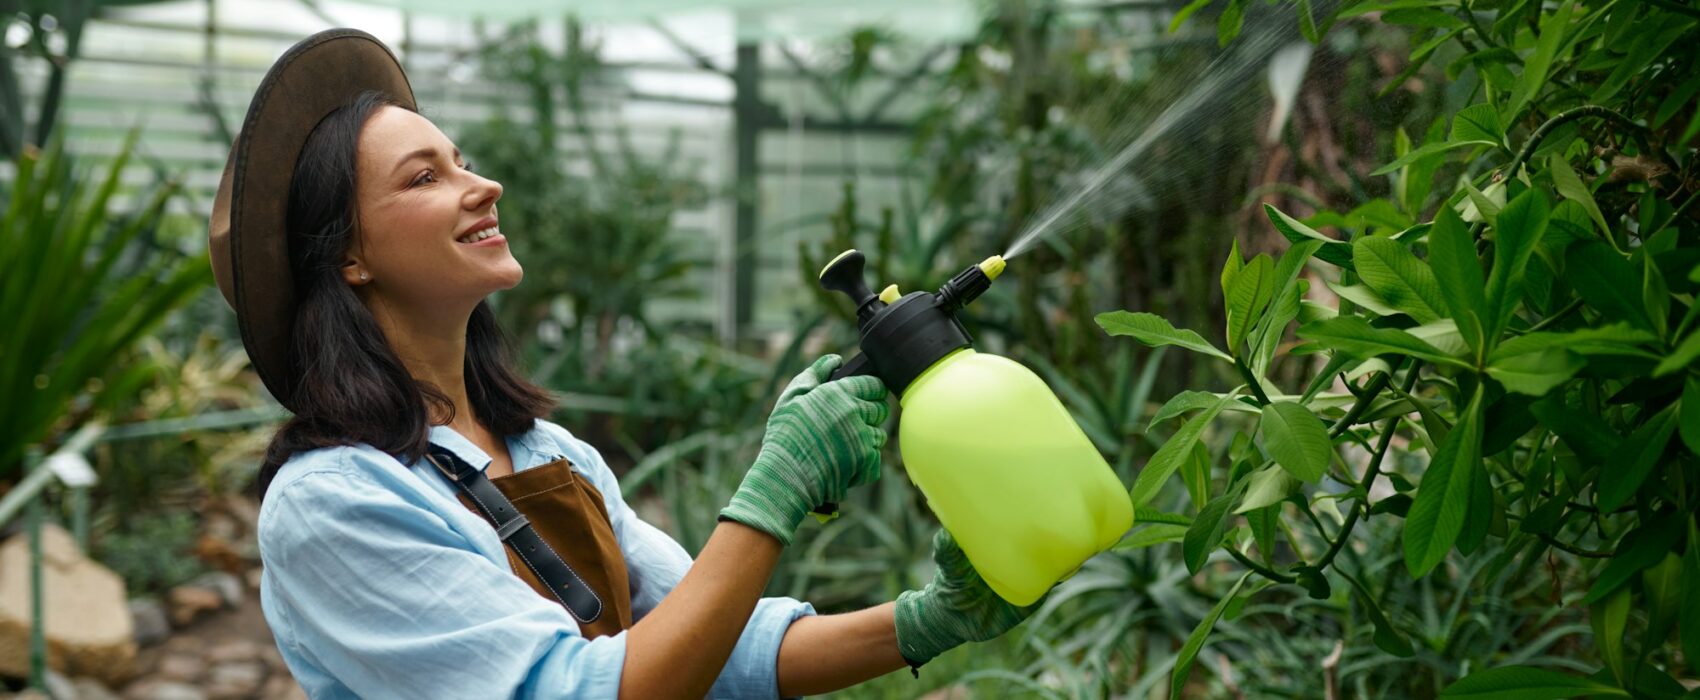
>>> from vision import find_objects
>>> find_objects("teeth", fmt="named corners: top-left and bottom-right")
top-left (458, 226), bottom-right (500, 244)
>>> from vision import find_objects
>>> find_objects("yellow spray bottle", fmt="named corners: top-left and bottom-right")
top-left (816, 250), bottom-right (1132, 606)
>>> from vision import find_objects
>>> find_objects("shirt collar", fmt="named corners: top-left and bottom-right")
top-left (425, 421), bottom-right (563, 474)
top-left (426, 424), bottom-right (493, 472)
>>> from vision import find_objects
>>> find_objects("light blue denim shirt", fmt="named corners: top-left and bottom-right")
top-left (257, 419), bottom-right (815, 699)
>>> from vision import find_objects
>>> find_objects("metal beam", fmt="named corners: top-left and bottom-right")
top-left (730, 42), bottom-right (761, 342)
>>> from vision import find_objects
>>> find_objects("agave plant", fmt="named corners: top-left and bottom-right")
top-left (0, 132), bottom-right (210, 481)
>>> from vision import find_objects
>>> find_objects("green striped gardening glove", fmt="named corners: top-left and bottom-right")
top-left (719, 354), bottom-right (890, 546)
top-left (894, 529), bottom-right (1043, 670)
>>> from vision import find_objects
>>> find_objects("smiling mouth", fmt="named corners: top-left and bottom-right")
top-left (456, 225), bottom-right (500, 244)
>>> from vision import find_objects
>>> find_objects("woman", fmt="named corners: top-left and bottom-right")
top-left (207, 29), bottom-right (1037, 699)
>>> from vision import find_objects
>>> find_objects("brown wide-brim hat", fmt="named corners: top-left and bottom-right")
top-left (208, 28), bottom-right (416, 412)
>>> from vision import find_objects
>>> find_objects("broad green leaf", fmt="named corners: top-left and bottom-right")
top-left (1327, 281), bottom-right (1403, 317)
top-left (1297, 316), bottom-right (1472, 368)
top-left (1340, 569), bottom-right (1415, 657)
top-left (1486, 348), bottom-right (1584, 396)
top-left (1251, 240), bottom-right (1324, 372)
top-left (1221, 238), bottom-right (1243, 301)
top-left (1247, 505), bottom-right (1278, 563)
top-left (1594, 587), bottom-right (1631, 683)
top-left (1404, 385), bottom-right (1484, 577)
top-left (1181, 441), bottom-right (1212, 512)
top-left (1131, 392), bottom-right (1237, 506)
top-left (1530, 397), bottom-right (1622, 465)
top-left (1260, 401), bottom-right (1333, 483)
top-left (1596, 405), bottom-right (1677, 512)
top-left (1217, 0), bottom-right (1246, 46)
top-left (1441, 666), bottom-right (1628, 699)
top-left (1682, 379), bottom-right (1700, 454)
top-left (1114, 523), bottom-right (1190, 550)
top-left (1485, 189), bottom-right (1550, 337)
top-left (1644, 251), bottom-right (1670, 339)
top-left (1428, 206), bottom-right (1486, 354)
top-left (1171, 572), bottom-right (1254, 700)
top-left (1265, 203), bottom-right (1354, 269)
top-left (1584, 514), bottom-right (1682, 604)
top-left (1235, 463), bottom-right (1301, 513)
top-left (1226, 254), bottom-right (1275, 355)
top-left (1097, 311), bottom-right (1233, 362)
top-left (1655, 330), bottom-right (1700, 376)
top-left (1184, 485), bottom-right (1243, 574)
top-left (1372, 140), bottom-right (1498, 176)
top-left (1490, 324), bottom-right (1659, 362)
top-left (1644, 553), bottom-right (1684, 628)
top-left (1450, 103), bottom-right (1505, 149)
top-left (1133, 508), bottom-right (1194, 527)
top-left (1549, 154), bottom-right (1610, 238)
top-left (1407, 319), bottom-right (1470, 358)
top-left (1567, 241), bottom-right (1654, 331)
top-left (1353, 236), bottom-right (1447, 323)
top-left (1458, 180), bottom-right (1506, 223)
top-left (1150, 390), bottom-right (1235, 428)
top-left (1505, 1), bottom-right (1575, 122)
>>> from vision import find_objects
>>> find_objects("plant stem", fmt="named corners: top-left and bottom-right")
top-left (1226, 544), bottom-right (1297, 584)
top-left (1328, 370), bottom-right (1396, 439)
top-left (1508, 105), bottom-right (1644, 180)
top-left (1236, 357), bottom-right (1273, 406)
top-left (1535, 532), bottom-right (1615, 559)
top-left (1315, 365), bottom-right (1421, 572)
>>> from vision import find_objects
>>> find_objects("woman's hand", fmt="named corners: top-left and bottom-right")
top-left (719, 354), bottom-right (890, 545)
top-left (894, 529), bottom-right (1042, 667)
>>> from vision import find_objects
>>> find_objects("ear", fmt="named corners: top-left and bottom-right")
top-left (342, 258), bottom-right (370, 286)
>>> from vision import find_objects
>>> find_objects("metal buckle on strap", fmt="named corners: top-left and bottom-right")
top-left (425, 452), bottom-right (469, 483)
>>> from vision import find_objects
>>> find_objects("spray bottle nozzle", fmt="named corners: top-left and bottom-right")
top-left (819, 250), bottom-right (883, 325)
top-left (937, 255), bottom-right (1006, 312)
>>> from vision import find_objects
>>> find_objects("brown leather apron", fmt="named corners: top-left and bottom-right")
top-left (453, 457), bottom-right (633, 638)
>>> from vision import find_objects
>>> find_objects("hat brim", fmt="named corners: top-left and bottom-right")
top-left (210, 28), bottom-right (416, 411)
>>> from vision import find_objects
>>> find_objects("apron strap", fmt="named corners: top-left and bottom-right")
top-left (425, 446), bottom-right (605, 625)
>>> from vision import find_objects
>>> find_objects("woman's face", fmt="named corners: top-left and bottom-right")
top-left (350, 106), bottom-right (520, 310)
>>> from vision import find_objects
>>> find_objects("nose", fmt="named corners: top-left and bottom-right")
top-left (464, 170), bottom-right (502, 212)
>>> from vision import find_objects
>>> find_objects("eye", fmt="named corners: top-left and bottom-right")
top-left (461, 160), bottom-right (476, 173)
top-left (411, 169), bottom-right (436, 187)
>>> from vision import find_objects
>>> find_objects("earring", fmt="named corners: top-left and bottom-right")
top-left (359, 272), bottom-right (369, 281)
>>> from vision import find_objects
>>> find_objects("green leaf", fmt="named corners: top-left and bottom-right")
top-left (1131, 392), bottom-right (1237, 506)
top-left (1353, 236), bottom-right (1447, 323)
top-left (1247, 505), bottom-right (1278, 563)
top-left (1681, 379), bottom-right (1700, 454)
top-left (1217, 0), bottom-right (1246, 45)
top-left (1567, 241), bottom-right (1653, 331)
top-left (1226, 254), bottom-right (1275, 355)
top-left (1235, 464), bottom-right (1301, 513)
top-left (1428, 206), bottom-right (1486, 354)
top-left (1340, 569), bottom-right (1414, 657)
top-left (1328, 281), bottom-right (1403, 317)
top-left (1259, 401), bottom-right (1333, 483)
top-left (1441, 666), bottom-right (1628, 699)
top-left (1644, 552), bottom-right (1684, 627)
top-left (1297, 316), bottom-right (1472, 368)
top-left (1171, 572), bottom-right (1254, 700)
top-left (1584, 515), bottom-right (1682, 604)
top-left (1221, 238), bottom-right (1243, 301)
top-left (1485, 189), bottom-right (1550, 337)
top-left (1549, 154), bottom-right (1610, 238)
top-left (1133, 508), bottom-right (1194, 527)
top-left (1644, 252), bottom-right (1670, 340)
top-left (1450, 103), bottom-right (1505, 149)
top-left (1114, 523), bottom-right (1190, 550)
top-left (1505, 1), bottom-right (1575, 122)
top-left (1184, 486), bottom-right (1243, 574)
top-left (1459, 180), bottom-right (1505, 223)
top-left (1530, 397), bottom-right (1622, 465)
top-left (1404, 386), bottom-right (1485, 577)
top-left (1264, 204), bottom-right (1353, 269)
top-left (1655, 331), bottom-right (1700, 377)
top-left (1169, 0), bottom-right (1213, 32)
top-left (1371, 140), bottom-right (1498, 176)
top-left (1594, 587), bottom-right (1631, 684)
top-left (1297, 0), bottom-right (1319, 42)
top-left (1595, 406), bottom-right (1677, 512)
top-left (1150, 390), bottom-right (1237, 428)
top-left (1486, 348), bottom-right (1584, 396)
top-left (1489, 324), bottom-right (1659, 362)
top-left (1097, 311), bottom-right (1233, 362)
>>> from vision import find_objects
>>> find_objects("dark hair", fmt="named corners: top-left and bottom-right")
top-left (255, 90), bottom-right (554, 501)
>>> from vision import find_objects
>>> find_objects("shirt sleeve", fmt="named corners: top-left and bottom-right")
top-left (260, 460), bottom-right (626, 700)
top-left (544, 423), bottom-right (819, 700)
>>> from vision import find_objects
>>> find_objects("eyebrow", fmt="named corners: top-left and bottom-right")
top-left (391, 146), bottom-right (461, 175)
